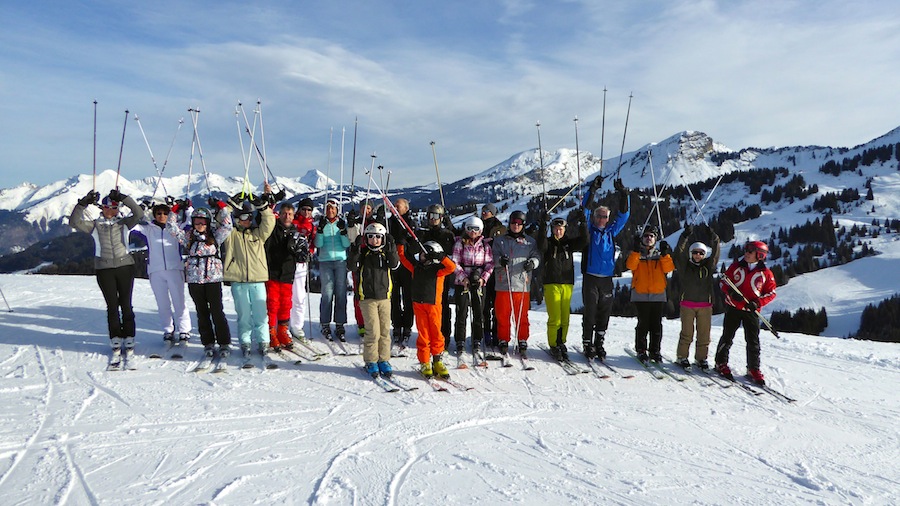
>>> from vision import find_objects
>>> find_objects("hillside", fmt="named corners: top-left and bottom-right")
top-left (0, 273), bottom-right (897, 504)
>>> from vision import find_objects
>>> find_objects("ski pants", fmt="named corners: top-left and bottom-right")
top-left (440, 282), bottom-right (452, 347)
top-left (266, 279), bottom-right (294, 347)
top-left (482, 274), bottom-right (498, 346)
top-left (360, 298), bottom-right (391, 363)
top-left (582, 275), bottom-right (613, 345)
top-left (319, 260), bottom-right (348, 325)
top-left (454, 286), bottom-right (484, 347)
top-left (390, 265), bottom-right (414, 334)
top-left (496, 290), bottom-right (530, 343)
top-left (414, 302), bottom-right (445, 364)
top-left (677, 305), bottom-right (712, 362)
top-left (231, 282), bottom-right (269, 347)
top-left (189, 282), bottom-right (231, 347)
top-left (289, 262), bottom-right (309, 335)
top-left (149, 269), bottom-right (191, 334)
top-left (634, 301), bottom-right (664, 354)
top-left (96, 265), bottom-right (136, 338)
top-left (352, 272), bottom-right (364, 331)
top-left (716, 305), bottom-right (762, 370)
top-left (544, 283), bottom-right (573, 346)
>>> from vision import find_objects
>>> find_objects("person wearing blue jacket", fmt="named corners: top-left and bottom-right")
top-left (581, 176), bottom-right (630, 360)
top-left (315, 198), bottom-right (351, 340)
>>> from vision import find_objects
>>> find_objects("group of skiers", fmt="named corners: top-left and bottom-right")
top-left (69, 175), bottom-right (777, 385)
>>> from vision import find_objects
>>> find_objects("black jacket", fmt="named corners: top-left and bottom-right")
top-left (538, 219), bottom-right (588, 285)
top-left (347, 241), bottom-right (400, 300)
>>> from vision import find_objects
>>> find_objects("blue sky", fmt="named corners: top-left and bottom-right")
top-left (1, 0), bottom-right (898, 190)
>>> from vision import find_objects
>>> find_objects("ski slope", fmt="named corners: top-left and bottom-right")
top-left (0, 274), bottom-right (897, 505)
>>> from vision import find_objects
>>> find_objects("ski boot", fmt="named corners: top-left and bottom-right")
top-left (694, 359), bottom-right (710, 371)
top-left (163, 331), bottom-right (175, 343)
top-left (178, 332), bottom-right (190, 342)
top-left (675, 357), bottom-right (691, 369)
top-left (108, 337), bottom-right (124, 370)
top-left (583, 340), bottom-right (596, 360)
top-left (433, 355), bottom-right (450, 379)
top-left (290, 326), bottom-right (306, 340)
top-left (365, 362), bottom-right (379, 378)
top-left (335, 324), bottom-right (346, 343)
top-left (549, 345), bottom-right (561, 360)
top-left (219, 345), bottom-right (231, 360)
top-left (748, 368), bottom-right (766, 386)
top-left (455, 340), bottom-right (465, 356)
top-left (650, 352), bottom-right (663, 363)
top-left (517, 340), bottom-right (528, 359)
top-left (203, 344), bottom-right (215, 358)
top-left (269, 326), bottom-right (280, 350)
top-left (637, 350), bottom-right (650, 364)
top-left (420, 361), bottom-right (434, 378)
top-left (241, 344), bottom-right (252, 360)
top-left (321, 324), bottom-right (333, 341)
top-left (377, 361), bottom-right (393, 379)
top-left (558, 343), bottom-right (569, 361)
top-left (593, 330), bottom-right (607, 361)
top-left (716, 363), bottom-right (734, 381)
top-left (498, 340), bottom-right (509, 357)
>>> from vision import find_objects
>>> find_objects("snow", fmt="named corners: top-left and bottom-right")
top-left (0, 273), bottom-right (898, 505)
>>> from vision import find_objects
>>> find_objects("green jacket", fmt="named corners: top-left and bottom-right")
top-left (223, 206), bottom-right (275, 283)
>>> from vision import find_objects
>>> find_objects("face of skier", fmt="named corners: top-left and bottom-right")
top-left (325, 203), bottom-right (337, 220)
top-left (152, 207), bottom-right (170, 225)
top-left (508, 217), bottom-right (524, 234)
top-left (551, 219), bottom-right (566, 239)
top-left (366, 232), bottom-right (384, 248)
top-left (279, 207), bottom-right (294, 227)
top-left (101, 202), bottom-right (119, 219)
top-left (592, 207), bottom-right (610, 227)
top-left (481, 208), bottom-right (494, 220)
top-left (192, 218), bottom-right (208, 232)
top-left (395, 199), bottom-right (409, 216)
top-left (298, 205), bottom-right (313, 220)
top-left (465, 223), bottom-right (482, 239)
top-left (642, 231), bottom-right (657, 247)
top-left (428, 212), bottom-right (442, 227)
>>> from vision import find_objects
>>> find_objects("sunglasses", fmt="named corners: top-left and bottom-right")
top-left (691, 250), bottom-right (705, 255)
top-left (643, 234), bottom-right (656, 239)
top-left (595, 214), bottom-right (609, 219)
top-left (366, 233), bottom-right (384, 240)
top-left (509, 219), bottom-right (524, 226)
top-left (154, 210), bottom-right (170, 215)
top-left (192, 219), bottom-right (208, 226)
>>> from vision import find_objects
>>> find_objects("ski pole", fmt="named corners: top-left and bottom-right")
top-left (547, 178), bottom-right (585, 214)
top-left (693, 173), bottom-right (725, 224)
top-left (92, 100), bottom-right (97, 193)
top-left (536, 122), bottom-right (547, 213)
top-left (614, 92), bottom-right (633, 179)
top-left (236, 103), bottom-right (257, 199)
top-left (0, 284), bottom-right (12, 312)
top-left (350, 117), bottom-right (358, 205)
top-left (339, 127), bottom-right (345, 213)
top-left (573, 115), bottom-right (582, 202)
top-left (324, 126), bottom-right (334, 207)
top-left (599, 86), bottom-right (607, 183)
top-left (721, 275), bottom-right (780, 339)
top-left (430, 141), bottom-right (445, 209)
top-left (648, 149), bottom-right (664, 237)
top-left (370, 176), bottom-right (425, 251)
top-left (385, 171), bottom-right (392, 194)
top-left (114, 109), bottom-right (129, 190)
top-left (189, 108), bottom-right (213, 198)
top-left (257, 100), bottom-right (269, 185)
top-left (361, 153), bottom-right (376, 222)
top-left (680, 175), bottom-right (709, 226)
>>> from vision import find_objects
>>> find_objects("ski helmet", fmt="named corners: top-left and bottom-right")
top-left (550, 217), bottom-right (567, 228)
top-left (463, 216), bottom-right (484, 233)
top-left (100, 196), bottom-right (119, 208)
top-left (364, 222), bottom-right (387, 237)
top-left (420, 241), bottom-right (444, 262)
top-left (689, 241), bottom-right (709, 259)
top-left (642, 224), bottom-right (659, 238)
top-left (427, 204), bottom-right (444, 218)
top-left (191, 207), bottom-right (212, 222)
top-left (509, 210), bottom-right (526, 226)
top-left (745, 240), bottom-right (768, 260)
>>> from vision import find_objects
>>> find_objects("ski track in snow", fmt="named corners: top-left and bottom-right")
top-left (0, 274), bottom-right (898, 504)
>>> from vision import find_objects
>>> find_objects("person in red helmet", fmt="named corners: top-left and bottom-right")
top-left (715, 240), bottom-right (777, 385)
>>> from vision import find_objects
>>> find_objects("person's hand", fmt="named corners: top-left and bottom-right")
top-left (614, 178), bottom-right (627, 194)
top-left (273, 189), bottom-right (286, 202)
top-left (165, 195), bottom-right (176, 206)
top-left (346, 209), bottom-right (360, 227)
top-left (683, 224), bottom-right (694, 236)
top-left (376, 206), bottom-right (386, 222)
top-left (317, 216), bottom-right (327, 234)
top-left (524, 259), bottom-right (536, 272)
top-left (659, 240), bottom-right (671, 256)
top-left (208, 197), bottom-right (227, 209)
top-left (589, 175), bottom-right (603, 193)
top-left (460, 278), bottom-right (470, 289)
top-left (499, 255), bottom-right (509, 267)
top-left (77, 190), bottom-right (99, 207)
top-left (633, 235), bottom-right (642, 251)
top-left (745, 300), bottom-right (759, 313)
top-left (336, 218), bottom-right (347, 234)
top-left (108, 189), bottom-right (126, 202)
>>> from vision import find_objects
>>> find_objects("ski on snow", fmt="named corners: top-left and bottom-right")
top-left (623, 348), bottom-right (665, 380)
top-left (358, 364), bottom-right (401, 392)
top-left (539, 345), bottom-right (589, 375)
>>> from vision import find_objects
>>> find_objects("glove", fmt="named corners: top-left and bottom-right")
top-left (726, 284), bottom-right (741, 299)
top-left (429, 249), bottom-right (446, 262)
top-left (336, 218), bottom-right (347, 234)
top-left (633, 235), bottom-right (643, 251)
top-left (659, 240), bottom-right (671, 256)
top-left (614, 178), bottom-right (627, 193)
top-left (208, 197), bottom-right (227, 209)
top-left (745, 301), bottom-right (759, 313)
top-left (273, 189), bottom-right (286, 202)
top-left (540, 210), bottom-right (549, 223)
top-left (108, 189), bottom-right (126, 202)
top-left (376, 206), bottom-right (386, 222)
top-left (346, 209), bottom-right (360, 227)
top-left (683, 224), bottom-right (694, 236)
top-left (165, 195), bottom-right (176, 206)
top-left (589, 175), bottom-right (603, 193)
top-left (316, 217), bottom-right (327, 234)
top-left (140, 199), bottom-right (152, 211)
top-left (77, 191), bottom-right (99, 207)
top-left (524, 222), bottom-right (538, 236)
top-left (499, 255), bottom-right (509, 267)
top-left (442, 214), bottom-right (453, 229)
top-left (523, 259), bottom-right (536, 272)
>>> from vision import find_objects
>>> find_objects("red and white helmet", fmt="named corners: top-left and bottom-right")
top-left (744, 240), bottom-right (768, 260)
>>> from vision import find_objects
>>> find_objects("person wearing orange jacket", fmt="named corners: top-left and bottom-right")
top-left (397, 241), bottom-right (457, 379)
top-left (626, 224), bottom-right (674, 363)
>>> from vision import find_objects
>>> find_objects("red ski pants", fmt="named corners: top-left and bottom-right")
top-left (496, 291), bottom-right (530, 343)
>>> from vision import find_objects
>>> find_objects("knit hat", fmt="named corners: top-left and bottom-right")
top-left (481, 203), bottom-right (498, 216)
top-left (298, 197), bottom-right (315, 210)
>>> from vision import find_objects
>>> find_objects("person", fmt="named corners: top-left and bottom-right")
top-left (672, 223), bottom-right (721, 370)
top-left (581, 176), bottom-right (630, 361)
top-left (315, 198), bottom-right (351, 341)
top-left (625, 224), bottom-right (675, 363)
top-left (387, 198), bottom-right (415, 345)
top-left (539, 213), bottom-right (587, 360)
top-left (479, 203), bottom-right (506, 352)
top-left (492, 210), bottom-right (540, 359)
top-left (131, 202), bottom-right (191, 343)
top-left (265, 202), bottom-right (308, 350)
top-left (347, 222), bottom-right (400, 378)
top-left (450, 215), bottom-right (494, 356)
top-left (418, 203), bottom-right (457, 348)
top-left (347, 201), bottom-right (382, 338)
top-left (397, 241), bottom-right (457, 379)
top-left (716, 240), bottom-right (777, 385)
top-left (69, 188), bottom-right (145, 366)
top-left (223, 190), bottom-right (276, 359)
top-left (167, 203), bottom-right (234, 358)
top-left (289, 198), bottom-right (317, 339)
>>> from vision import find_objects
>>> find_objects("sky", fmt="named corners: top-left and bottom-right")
top-left (1, 0), bottom-right (899, 190)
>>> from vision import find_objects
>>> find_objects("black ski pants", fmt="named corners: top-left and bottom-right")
top-left (716, 305), bottom-right (762, 370)
top-left (482, 274), bottom-right (498, 346)
top-left (582, 275), bottom-right (614, 345)
top-left (390, 266), bottom-right (414, 334)
top-left (454, 286), bottom-right (484, 347)
top-left (189, 282), bottom-right (232, 347)
top-left (96, 265), bottom-right (136, 338)
top-left (634, 301), bottom-right (664, 354)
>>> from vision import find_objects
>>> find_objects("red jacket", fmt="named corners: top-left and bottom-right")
top-left (720, 258), bottom-right (777, 311)
top-left (293, 214), bottom-right (317, 256)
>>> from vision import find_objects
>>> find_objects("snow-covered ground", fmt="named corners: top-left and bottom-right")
top-left (0, 273), bottom-right (898, 505)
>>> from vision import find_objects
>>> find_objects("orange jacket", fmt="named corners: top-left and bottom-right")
top-left (626, 250), bottom-right (674, 302)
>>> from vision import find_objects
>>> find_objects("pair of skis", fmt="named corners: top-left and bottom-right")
top-left (148, 339), bottom-right (187, 360)
top-left (191, 350), bottom-right (229, 373)
top-left (357, 364), bottom-right (420, 393)
top-left (107, 349), bottom-right (137, 371)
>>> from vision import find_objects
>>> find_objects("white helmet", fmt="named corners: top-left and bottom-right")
top-left (364, 223), bottom-right (387, 236)
top-left (689, 242), bottom-right (709, 260)
top-left (419, 240), bottom-right (444, 263)
top-left (463, 216), bottom-right (483, 233)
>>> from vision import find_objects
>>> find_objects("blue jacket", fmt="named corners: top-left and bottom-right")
top-left (315, 218), bottom-right (350, 262)
top-left (582, 189), bottom-right (629, 277)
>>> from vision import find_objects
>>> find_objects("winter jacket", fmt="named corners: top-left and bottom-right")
top-left (397, 245), bottom-right (456, 305)
top-left (451, 234), bottom-right (494, 285)
top-left (315, 217), bottom-right (350, 262)
top-left (538, 219), bottom-right (587, 285)
top-left (265, 221), bottom-right (303, 283)
top-left (167, 209), bottom-right (233, 284)
top-left (292, 214), bottom-right (317, 258)
top-left (417, 225), bottom-right (456, 258)
top-left (492, 232), bottom-right (540, 293)
top-left (482, 216), bottom-right (506, 240)
top-left (347, 241), bottom-right (400, 300)
top-left (132, 219), bottom-right (184, 275)
top-left (674, 228), bottom-right (721, 304)
top-left (69, 196), bottom-right (145, 270)
top-left (626, 248), bottom-right (675, 303)
top-left (581, 189), bottom-right (630, 277)
top-left (721, 258), bottom-right (777, 311)
top-left (223, 206), bottom-right (275, 283)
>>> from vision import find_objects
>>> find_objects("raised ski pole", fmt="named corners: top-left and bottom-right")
top-left (361, 153), bottom-right (376, 223)
top-left (536, 121), bottom-right (547, 213)
top-left (599, 86), bottom-right (607, 181)
top-left (573, 115), bottom-right (582, 202)
top-left (547, 178), bottom-right (585, 214)
top-left (236, 102), bottom-right (257, 199)
top-left (256, 99), bottom-right (269, 185)
top-left (92, 100), bottom-right (97, 192)
top-left (721, 276), bottom-right (781, 339)
top-left (648, 149), bottom-right (664, 236)
top-left (339, 127), bottom-right (345, 212)
top-left (114, 109), bottom-right (129, 190)
top-left (385, 170), bottom-right (392, 194)
top-left (681, 175), bottom-right (709, 225)
top-left (614, 92), bottom-right (633, 179)
top-left (370, 176), bottom-right (426, 252)
top-left (190, 108), bottom-right (213, 198)
top-left (430, 141), bottom-right (445, 209)
top-left (350, 116), bottom-right (358, 204)
top-left (324, 126), bottom-right (334, 207)
top-left (693, 173), bottom-right (725, 223)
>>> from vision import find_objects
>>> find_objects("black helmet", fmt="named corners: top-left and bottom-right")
top-left (642, 224), bottom-right (659, 238)
top-left (509, 210), bottom-right (526, 225)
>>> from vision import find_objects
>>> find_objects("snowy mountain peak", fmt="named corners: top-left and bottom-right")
top-left (299, 169), bottom-right (336, 190)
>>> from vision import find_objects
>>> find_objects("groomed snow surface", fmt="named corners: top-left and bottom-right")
top-left (0, 274), bottom-right (897, 505)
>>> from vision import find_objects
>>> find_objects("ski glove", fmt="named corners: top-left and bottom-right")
top-left (77, 191), bottom-right (99, 207)
top-left (499, 255), bottom-right (510, 267)
top-left (336, 218), bottom-right (347, 234)
top-left (682, 224), bottom-right (694, 237)
top-left (745, 301), bottom-right (759, 313)
top-left (523, 259), bottom-right (536, 272)
top-left (614, 178), bottom-right (627, 193)
top-left (633, 235), bottom-right (643, 252)
top-left (346, 210), bottom-right (360, 227)
top-left (208, 197), bottom-right (227, 209)
top-left (589, 175), bottom-right (603, 193)
top-left (108, 189), bottom-right (126, 202)
top-left (659, 240), bottom-right (671, 256)
top-left (273, 189), bottom-right (286, 202)
top-left (316, 217), bottom-right (327, 234)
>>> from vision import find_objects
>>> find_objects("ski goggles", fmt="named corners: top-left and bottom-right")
top-left (428, 212), bottom-right (443, 220)
top-left (237, 212), bottom-right (252, 221)
top-left (550, 218), bottom-right (567, 228)
top-left (509, 218), bottom-right (524, 226)
top-left (365, 233), bottom-right (384, 240)
top-left (691, 250), bottom-right (705, 256)
top-left (299, 206), bottom-right (313, 212)
top-left (465, 225), bottom-right (482, 233)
